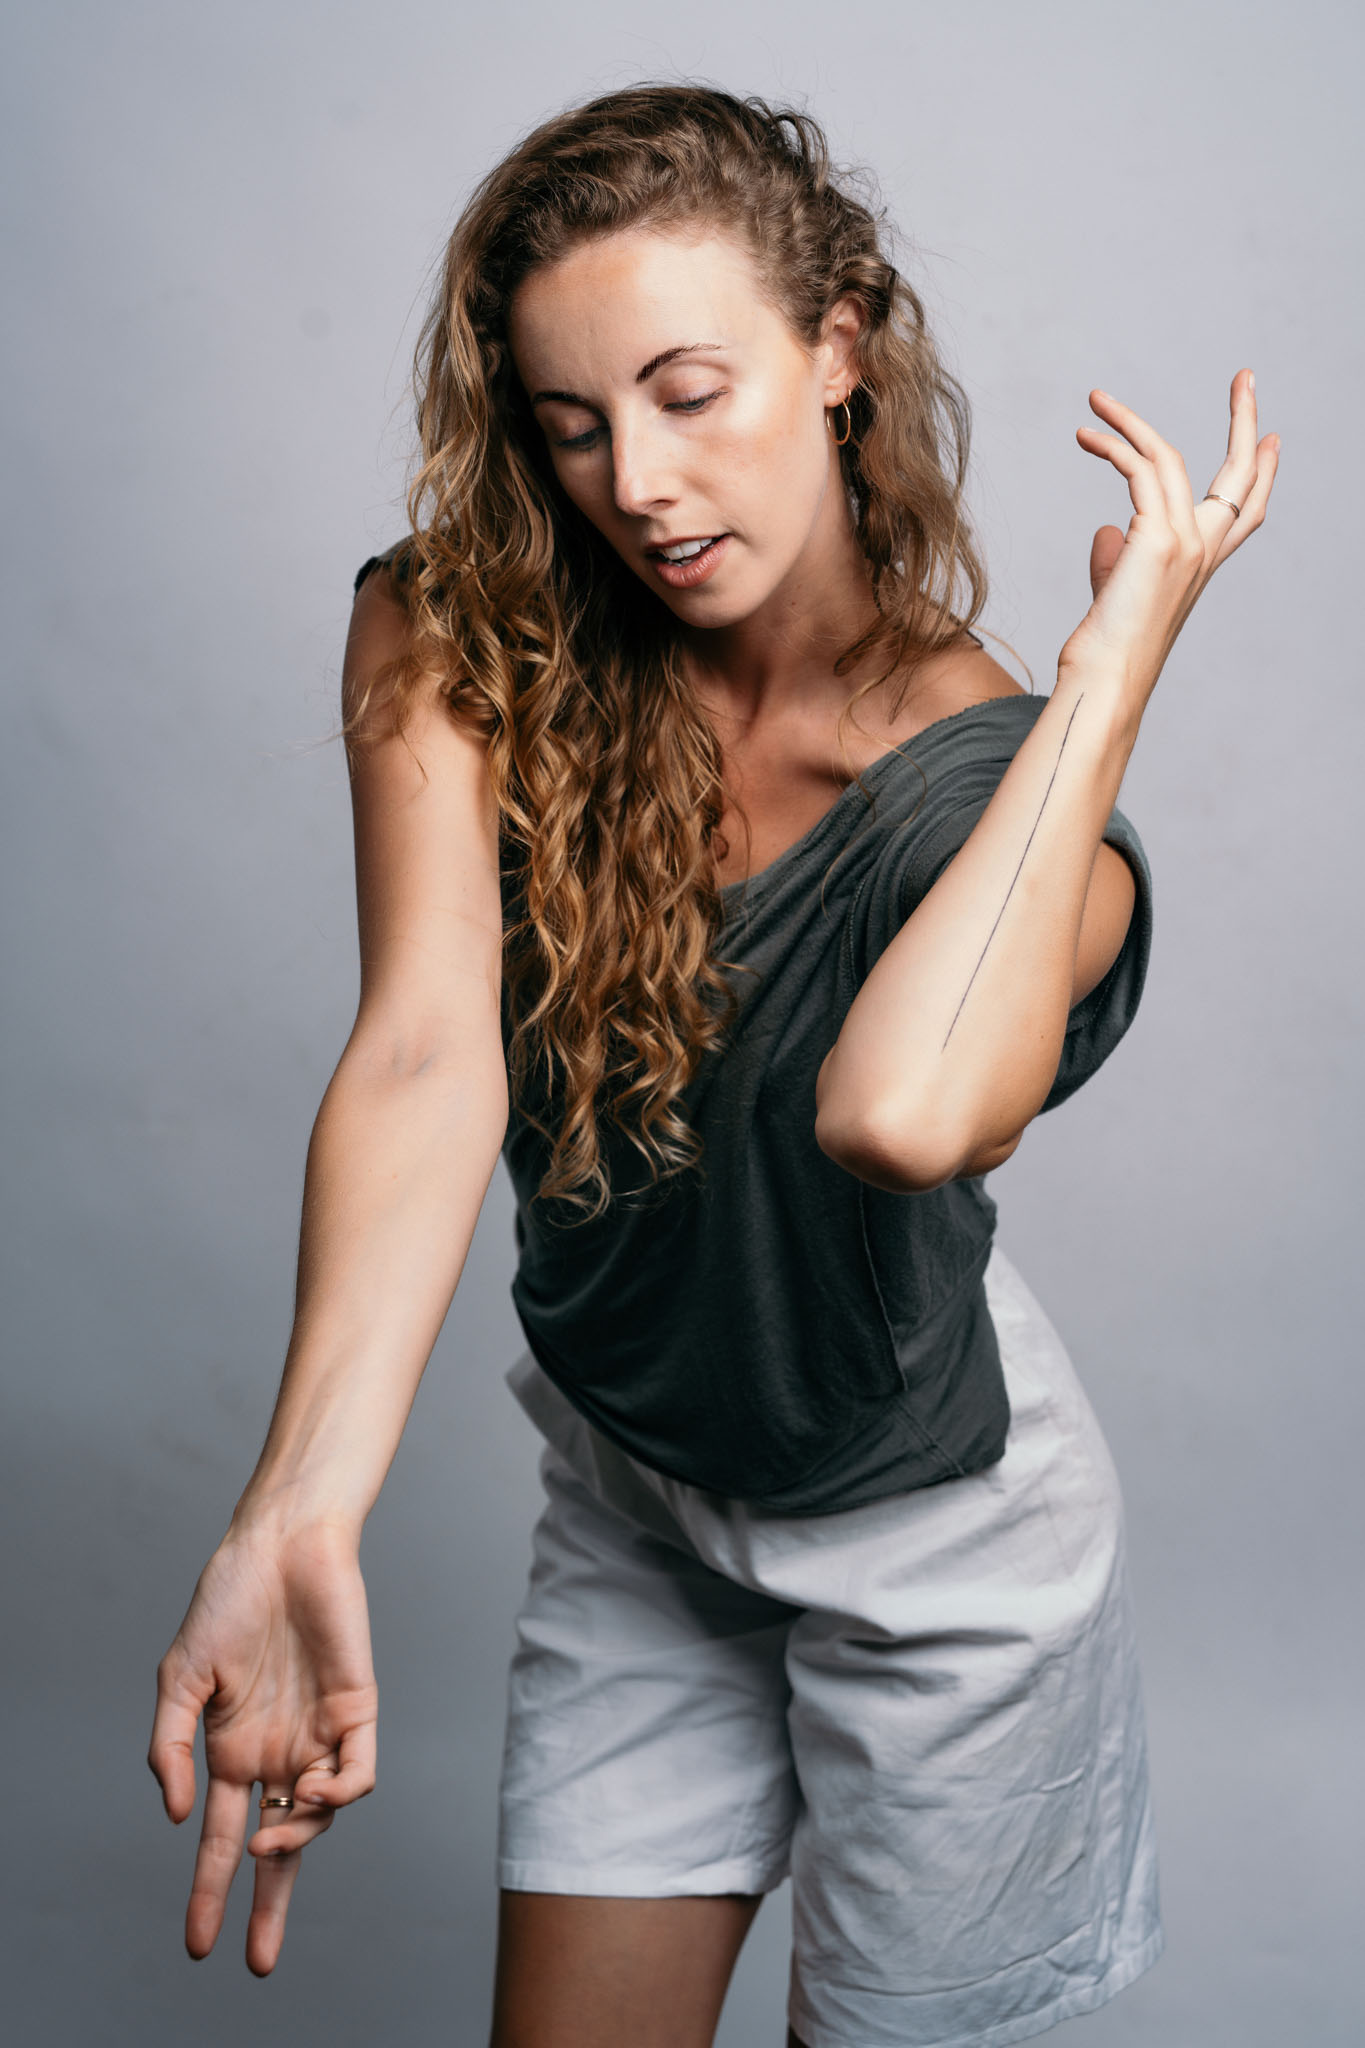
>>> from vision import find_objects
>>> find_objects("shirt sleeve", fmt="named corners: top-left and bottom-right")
top-left (352, 537), bottom-right (409, 597)
top-left (849, 693), bottom-right (1154, 1115)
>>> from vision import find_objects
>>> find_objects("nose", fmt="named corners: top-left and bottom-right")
top-left (609, 415), bottom-right (677, 519)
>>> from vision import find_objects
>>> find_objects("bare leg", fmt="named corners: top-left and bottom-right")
top-left (489, 1889), bottom-right (767, 2048)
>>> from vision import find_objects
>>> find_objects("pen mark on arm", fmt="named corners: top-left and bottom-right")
top-left (941, 694), bottom-right (1085, 1051)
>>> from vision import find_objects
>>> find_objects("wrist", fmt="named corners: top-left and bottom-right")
top-left (228, 1467), bottom-right (368, 1548)
top-left (1051, 659), bottom-right (1144, 760)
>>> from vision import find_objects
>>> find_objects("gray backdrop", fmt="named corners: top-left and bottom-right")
top-left (4, 1), bottom-right (1359, 2042)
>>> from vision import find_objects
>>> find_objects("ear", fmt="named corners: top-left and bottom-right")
top-left (820, 295), bottom-right (866, 404)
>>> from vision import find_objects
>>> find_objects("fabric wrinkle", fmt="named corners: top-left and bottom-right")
top-left (497, 1241), bottom-right (1164, 2044)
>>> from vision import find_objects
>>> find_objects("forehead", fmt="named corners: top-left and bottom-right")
top-left (507, 224), bottom-right (792, 385)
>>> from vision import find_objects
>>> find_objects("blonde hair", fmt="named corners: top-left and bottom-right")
top-left (343, 83), bottom-right (988, 1221)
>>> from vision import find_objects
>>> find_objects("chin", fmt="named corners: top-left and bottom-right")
top-left (652, 563), bottom-right (780, 630)
top-left (658, 588), bottom-right (757, 628)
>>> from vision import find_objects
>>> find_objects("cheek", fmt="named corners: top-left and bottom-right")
top-left (551, 459), bottom-right (617, 539)
top-left (721, 388), bottom-right (828, 538)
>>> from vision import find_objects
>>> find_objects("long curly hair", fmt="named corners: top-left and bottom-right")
top-left (342, 82), bottom-right (989, 1222)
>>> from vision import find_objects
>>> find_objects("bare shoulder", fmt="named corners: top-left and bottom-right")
top-left (343, 559), bottom-right (490, 792)
top-left (903, 629), bottom-right (1027, 730)
top-left (342, 561), bottom-right (504, 1072)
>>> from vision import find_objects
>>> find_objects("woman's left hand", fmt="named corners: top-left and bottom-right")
top-left (1056, 367), bottom-right (1279, 714)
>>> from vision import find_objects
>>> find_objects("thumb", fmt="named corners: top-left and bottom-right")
top-left (1089, 523), bottom-right (1125, 599)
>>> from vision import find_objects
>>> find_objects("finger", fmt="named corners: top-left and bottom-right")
top-left (1075, 425), bottom-right (1167, 523)
top-left (1087, 388), bottom-right (1198, 541)
top-left (148, 1649), bottom-right (211, 1823)
top-left (1088, 524), bottom-right (1125, 596)
top-left (1244, 432), bottom-right (1281, 520)
top-left (245, 1787), bottom-right (309, 1978)
top-left (245, 1783), bottom-right (338, 1858)
top-left (1201, 367), bottom-right (1262, 535)
top-left (1205, 432), bottom-right (1280, 568)
top-left (1222, 366), bottom-right (1259, 472)
top-left (323, 1713), bottom-right (378, 1807)
top-left (185, 1774), bottom-right (250, 1961)
top-left (243, 1716), bottom-right (376, 1857)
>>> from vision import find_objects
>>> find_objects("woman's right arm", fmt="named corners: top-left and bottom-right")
top-left (148, 563), bottom-right (508, 1973)
top-left (232, 563), bottom-right (509, 1536)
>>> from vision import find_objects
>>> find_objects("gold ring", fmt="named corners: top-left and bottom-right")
top-left (259, 1795), bottom-right (295, 1810)
top-left (1203, 490), bottom-right (1242, 518)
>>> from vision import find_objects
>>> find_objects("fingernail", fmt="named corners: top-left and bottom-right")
top-left (1248, 371), bottom-right (1255, 392)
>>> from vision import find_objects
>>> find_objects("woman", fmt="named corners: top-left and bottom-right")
top-left (148, 84), bottom-right (1278, 2047)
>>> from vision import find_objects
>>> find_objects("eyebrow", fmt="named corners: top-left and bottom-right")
top-left (530, 341), bottom-right (728, 409)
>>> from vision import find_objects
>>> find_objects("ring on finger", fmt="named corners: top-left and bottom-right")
top-left (260, 1795), bottom-right (295, 1810)
top-left (1203, 490), bottom-right (1242, 518)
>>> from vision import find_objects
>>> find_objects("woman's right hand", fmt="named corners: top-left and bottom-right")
top-left (148, 1513), bottom-right (379, 1975)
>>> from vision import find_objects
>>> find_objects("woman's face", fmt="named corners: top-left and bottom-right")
top-left (507, 224), bottom-right (862, 631)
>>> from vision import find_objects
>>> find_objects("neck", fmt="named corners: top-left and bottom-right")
top-left (681, 483), bottom-right (882, 731)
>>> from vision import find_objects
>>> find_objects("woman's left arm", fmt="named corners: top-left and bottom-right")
top-left (815, 367), bottom-right (1280, 1193)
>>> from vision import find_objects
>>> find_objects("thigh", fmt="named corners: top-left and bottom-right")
top-left (782, 1246), bottom-right (1162, 2045)
top-left (489, 1888), bottom-right (765, 2048)
top-left (498, 1437), bottom-right (801, 1900)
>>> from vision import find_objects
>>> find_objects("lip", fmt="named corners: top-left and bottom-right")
top-left (648, 534), bottom-right (731, 590)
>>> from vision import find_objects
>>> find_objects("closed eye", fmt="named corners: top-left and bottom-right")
top-left (667, 389), bottom-right (725, 415)
top-left (554, 389), bottom-right (727, 451)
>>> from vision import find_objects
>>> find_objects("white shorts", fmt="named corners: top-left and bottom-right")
top-left (497, 1241), bottom-right (1164, 2048)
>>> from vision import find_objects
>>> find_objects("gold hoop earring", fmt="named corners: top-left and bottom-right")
top-left (827, 396), bottom-right (854, 446)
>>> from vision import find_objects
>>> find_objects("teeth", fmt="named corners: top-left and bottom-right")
top-left (659, 538), bottom-right (716, 562)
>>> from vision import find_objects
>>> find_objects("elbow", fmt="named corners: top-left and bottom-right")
top-left (815, 1050), bottom-right (958, 1192)
top-left (339, 1025), bottom-right (511, 1149)
top-left (814, 1100), bottom-right (968, 1194)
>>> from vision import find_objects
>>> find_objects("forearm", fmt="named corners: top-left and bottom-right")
top-left (229, 1035), bottom-right (508, 1540)
top-left (815, 666), bottom-right (1139, 1186)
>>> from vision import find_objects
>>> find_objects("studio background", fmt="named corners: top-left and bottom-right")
top-left (4, 2), bottom-right (1358, 2043)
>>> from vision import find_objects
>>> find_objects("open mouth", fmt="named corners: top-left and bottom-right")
top-left (648, 535), bottom-right (731, 588)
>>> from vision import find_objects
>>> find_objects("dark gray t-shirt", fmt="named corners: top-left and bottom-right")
top-left (496, 689), bottom-right (1153, 1515)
